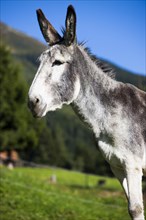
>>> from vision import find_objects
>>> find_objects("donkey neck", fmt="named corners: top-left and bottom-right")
top-left (73, 45), bottom-right (118, 137)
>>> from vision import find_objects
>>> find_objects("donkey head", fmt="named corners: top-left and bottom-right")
top-left (28, 5), bottom-right (80, 117)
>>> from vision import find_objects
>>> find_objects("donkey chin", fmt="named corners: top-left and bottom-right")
top-left (30, 104), bottom-right (47, 118)
top-left (32, 103), bottom-right (64, 118)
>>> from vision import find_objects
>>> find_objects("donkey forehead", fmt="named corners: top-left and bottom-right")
top-left (40, 45), bottom-right (73, 62)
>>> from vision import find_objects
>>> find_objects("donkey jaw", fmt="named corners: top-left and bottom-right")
top-left (36, 103), bottom-right (63, 118)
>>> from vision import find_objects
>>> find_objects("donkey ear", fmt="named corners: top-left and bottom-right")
top-left (36, 9), bottom-right (62, 46)
top-left (64, 5), bottom-right (76, 46)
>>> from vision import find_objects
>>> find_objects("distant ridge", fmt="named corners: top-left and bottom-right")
top-left (0, 22), bottom-right (145, 90)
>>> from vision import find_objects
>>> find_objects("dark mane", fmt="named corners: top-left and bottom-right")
top-left (61, 28), bottom-right (115, 78)
top-left (84, 46), bottom-right (116, 79)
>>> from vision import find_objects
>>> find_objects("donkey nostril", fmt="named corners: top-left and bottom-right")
top-left (36, 98), bottom-right (40, 104)
top-left (28, 96), bottom-right (41, 110)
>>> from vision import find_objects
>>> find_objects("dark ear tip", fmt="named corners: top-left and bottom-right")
top-left (36, 9), bottom-right (44, 17)
top-left (68, 5), bottom-right (74, 9)
top-left (36, 9), bottom-right (41, 14)
top-left (67, 5), bottom-right (76, 13)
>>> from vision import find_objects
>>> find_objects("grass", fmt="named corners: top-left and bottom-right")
top-left (0, 166), bottom-right (130, 220)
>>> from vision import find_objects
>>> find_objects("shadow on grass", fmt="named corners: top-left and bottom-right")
top-left (68, 184), bottom-right (121, 193)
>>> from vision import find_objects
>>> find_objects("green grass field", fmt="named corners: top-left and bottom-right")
top-left (0, 166), bottom-right (131, 220)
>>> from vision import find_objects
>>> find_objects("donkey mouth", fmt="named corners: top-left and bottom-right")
top-left (32, 104), bottom-right (47, 118)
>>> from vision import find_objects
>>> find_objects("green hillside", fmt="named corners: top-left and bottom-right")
top-left (0, 167), bottom-right (130, 220)
top-left (0, 22), bottom-right (46, 82)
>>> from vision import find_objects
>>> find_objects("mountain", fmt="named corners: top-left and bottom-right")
top-left (0, 22), bottom-right (145, 89)
top-left (0, 22), bottom-right (46, 82)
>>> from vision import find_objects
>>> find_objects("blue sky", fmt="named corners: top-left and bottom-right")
top-left (1, 0), bottom-right (146, 76)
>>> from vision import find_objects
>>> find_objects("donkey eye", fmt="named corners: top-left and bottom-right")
top-left (52, 60), bottom-right (63, 66)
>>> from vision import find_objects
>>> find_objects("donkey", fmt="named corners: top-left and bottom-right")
top-left (28, 5), bottom-right (146, 220)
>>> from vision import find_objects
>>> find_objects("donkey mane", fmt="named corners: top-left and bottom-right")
top-left (62, 27), bottom-right (115, 79)
top-left (83, 47), bottom-right (116, 79)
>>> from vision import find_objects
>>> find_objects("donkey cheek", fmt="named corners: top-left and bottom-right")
top-left (60, 85), bottom-right (74, 103)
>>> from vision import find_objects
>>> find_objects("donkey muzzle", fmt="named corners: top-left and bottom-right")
top-left (28, 95), bottom-right (47, 118)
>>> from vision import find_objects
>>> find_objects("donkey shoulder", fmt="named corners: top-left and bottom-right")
top-left (112, 82), bottom-right (146, 113)
top-left (112, 83), bottom-right (146, 142)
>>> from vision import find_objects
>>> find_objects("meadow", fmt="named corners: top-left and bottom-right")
top-left (0, 166), bottom-right (132, 220)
